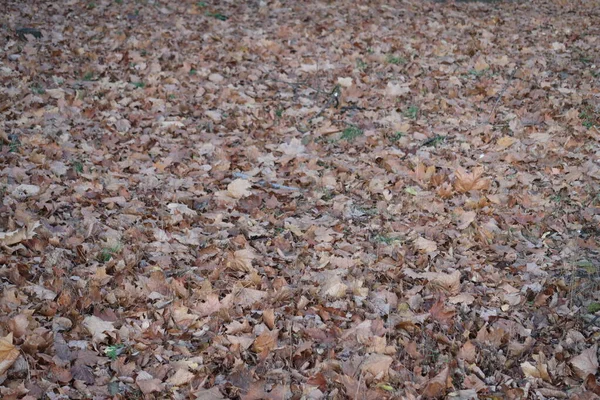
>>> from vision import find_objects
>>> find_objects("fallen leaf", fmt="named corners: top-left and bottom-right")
top-left (167, 368), bottom-right (195, 386)
top-left (0, 333), bottom-right (20, 375)
top-left (414, 236), bottom-right (437, 253)
top-left (227, 179), bottom-right (252, 199)
top-left (252, 329), bottom-right (279, 353)
top-left (571, 345), bottom-right (599, 379)
top-left (82, 315), bottom-right (115, 343)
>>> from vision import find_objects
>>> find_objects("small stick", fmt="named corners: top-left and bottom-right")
top-left (232, 172), bottom-right (301, 192)
top-left (487, 66), bottom-right (518, 124)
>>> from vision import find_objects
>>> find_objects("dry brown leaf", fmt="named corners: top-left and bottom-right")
top-left (458, 340), bottom-right (477, 363)
top-left (414, 236), bottom-right (437, 253)
top-left (0, 333), bottom-right (20, 375)
top-left (226, 248), bottom-right (256, 272)
top-left (252, 329), bottom-right (279, 353)
top-left (262, 308), bottom-right (275, 330)
top-left (82, 315), bottom-right (115, 343)
top-left (136, 371), bottom-right (163, 394)
top-left (360, 353), bottom-right (393, 380)
top-left (422, 270), bottom-right (461, 295)
top-left (457, 210), bottom-right (476, 230)
top-left (227, 179), bottom-right (252, 199)
top-left (167, 368), bottom-right (195, 386)
top-left (454, 167), bottom-right (489, 193)
top-left (571, 345), bottom-right (599, 379)
top-left (422, 365), bottom-right (451, 398)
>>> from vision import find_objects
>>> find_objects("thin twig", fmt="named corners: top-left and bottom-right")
top-left (232, 172), bottom-right (301, 192)
top-left (487, 66), bottom-right (518, 124)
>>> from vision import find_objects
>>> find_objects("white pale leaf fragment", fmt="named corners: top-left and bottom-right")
top-left (227, 179), bottom-right (252, 199)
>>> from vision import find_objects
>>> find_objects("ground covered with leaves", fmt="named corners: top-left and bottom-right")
top-left (2, 0), bottom-right (600, 398)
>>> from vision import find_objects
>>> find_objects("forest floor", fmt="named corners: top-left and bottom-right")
top-left (2, 0), bottom-right (600, 399)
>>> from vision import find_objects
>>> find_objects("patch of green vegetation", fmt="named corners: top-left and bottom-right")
top-left (390, 131), bottom-right (404, 142)
top-left (354, 205), bottom-right (378, 216)
top-left (340, 125), bottom-right (363, 142)
top-left (588, 302), bottom-right (600, 313)
top-left (275, 108), bottom-right (284, 118)
top-left (114, 0), bottom-right (123, 4)
top-left (105, 344), bottom-right (126, 360)
top-left (87, 2), bottom-right (96, 9)
top-left (82, 72), bottom-right (94, 81)
top-left (356, 58), bottom-right (368, 71)
top-left (30, 84), bottom-right (45, 95)
top-left (196, 1), bottom-right (207, 6)
top-left (168, 94), bottom-right (176, 100)
top-left (132, 81), bottom-right (145, 89)
top-left (189, 68), bottom-right (197, 75)
top-left (320, 189), bottom-right (334, 201)
top-left (206, 12), bottom-right (228, 21)
top-left (373, 235), bottom-right (400, 245)
top-left (98, 243), bottom-right (122, 263)
top-left (422, 135), bottom-right (445, 147)
top-left (404, 105), bottom-right (419, 120)
top-left (72, 160), bottom-right (84, 174)
top-left (9, 139), bottom-right (20, 153)
top-left (580, 104), bottom-right (599, 129)
top-left (386, 54), bottom-right (406, 65)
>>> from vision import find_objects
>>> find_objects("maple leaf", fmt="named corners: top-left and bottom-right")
top-left (454, 167), bottom-right (490, 193)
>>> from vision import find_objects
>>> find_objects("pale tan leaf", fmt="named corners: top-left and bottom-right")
top-left (83, 315), bottom-right (115, 343)
top-left (136, 371), bottom-right (162, 394)
top-left (360, 353), bottom-right (393, 379)
top-left (263, 308), bottom-right (275, 330)
top-left (571, 344), bottom-right (599, 379)
top-left (227, 179), bottom-right (252, 199)
top-left (457, 210), bottom-right (476, 230)
top-left (0, 333), bottom-right (20, 376)
top-left (422, 365), bottom-right (451, 398)
top-left (167, 368), bottom-right (195, 386)
top-left (253, 329), bottom-right (279, 353)
top-left (414, 236), bottom-right (437, 253)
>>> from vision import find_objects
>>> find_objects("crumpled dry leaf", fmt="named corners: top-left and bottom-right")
top-left (0, 221), bottom-right (40, 246)
top-left (421, 270), bottom-right (461, 295)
